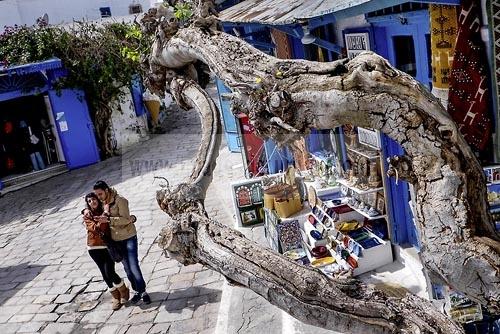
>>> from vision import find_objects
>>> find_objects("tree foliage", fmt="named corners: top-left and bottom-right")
top-left (0, 20), bottom-right (152, 157)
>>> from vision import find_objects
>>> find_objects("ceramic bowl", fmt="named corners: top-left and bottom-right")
top-left (310, 230), bottom-right (322, 240)
top-left (311, 246), bottom-right (328, 258)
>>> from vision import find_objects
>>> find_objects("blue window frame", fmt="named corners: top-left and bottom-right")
top-left (99, 7), bottom-right (112, 18)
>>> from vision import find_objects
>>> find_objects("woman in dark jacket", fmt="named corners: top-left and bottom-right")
top-left (82, 193), bottom-right (130, 310)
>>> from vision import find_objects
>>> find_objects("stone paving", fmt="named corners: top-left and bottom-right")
top-left (0, 86), bottom-right (241, 334)
top-left (0, 84), bottom-right (340, 334)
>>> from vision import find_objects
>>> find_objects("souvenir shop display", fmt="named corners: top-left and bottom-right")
top-left (231, 177), bottom-right (265, 227)
top-left (262, 167), bottom-right (303, 218)
top-left (484, 166), bottom-right (500, 231)
top-left (302, 187), bottom-right (392, 277)
top-left (261, 125), bottom-right (393, 278)
top-left (334, 126), bottom-right (387, 220)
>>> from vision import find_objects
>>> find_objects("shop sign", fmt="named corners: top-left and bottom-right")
top-left (344, 32), bottom-right (370, 60)
top-left (357, 127), bottom-right (380, 149)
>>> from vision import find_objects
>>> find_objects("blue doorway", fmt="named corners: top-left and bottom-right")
top-left (370, 10), bottom-right (431, 248)
top-left (48, 89), bottom-right (100, 169)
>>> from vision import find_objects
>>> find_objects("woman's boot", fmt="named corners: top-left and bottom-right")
top-left (115, 280), bottom-right (130, 304)
top-left (110, 288), bottom-right (122, 310)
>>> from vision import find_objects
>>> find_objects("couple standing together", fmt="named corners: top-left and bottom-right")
top-left (82, 180), bottom-right (150, 310)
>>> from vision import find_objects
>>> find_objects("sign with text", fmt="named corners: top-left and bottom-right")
top-left (344, 32), bottom-right (370, 60)
top-left (357, 127), bottom-right (380, 149)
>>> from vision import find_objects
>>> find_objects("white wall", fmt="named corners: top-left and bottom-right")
top-left (109, 89), bottom-right (149, 154)
top-left (0, 0), bottom-right (151, 30)
top-left (0, 1), bottom-right (23, 29)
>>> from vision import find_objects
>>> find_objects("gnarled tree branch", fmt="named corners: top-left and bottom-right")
top-left (145, 11), bottom-right (499, 333)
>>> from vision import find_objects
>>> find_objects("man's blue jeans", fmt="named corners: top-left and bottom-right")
top-left (117, 235), bottom-right (146, 293)
top-left (30, 152), bottom-right (46, 171)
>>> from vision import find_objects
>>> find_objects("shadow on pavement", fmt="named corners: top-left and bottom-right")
top-left (156, 286), bottom-right (222, 314)
top-left (0, 104), bottom-right (203, 229)
top-left (0, 262), bottom-right (46, 307)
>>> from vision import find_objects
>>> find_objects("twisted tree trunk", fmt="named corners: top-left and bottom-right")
top-left (145, 11), bottom-right (499, 334)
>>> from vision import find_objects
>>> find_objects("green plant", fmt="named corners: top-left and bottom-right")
top-left (174, 3), bottom-right (193, 21)
top-left (0, 21), bottom-right (153, 157)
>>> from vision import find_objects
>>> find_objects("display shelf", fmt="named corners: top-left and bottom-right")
top-left (310, 211), bottom-right (335, 230)
top-left (305, 181), bottom-right (340, 197)
top-left (337, 178), bottom-right (383, 194)
top-left (345, 203), bottom-right (386, 220)
top-left (346, 146), bottom-right (380, 160)
top-left (302, 241), bottom-right (334, 268)
top-left (489, 202), bottom-right (500, 209)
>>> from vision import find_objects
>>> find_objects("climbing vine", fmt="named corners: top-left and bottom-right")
top-left (0, 20), bottom-right (153, 157)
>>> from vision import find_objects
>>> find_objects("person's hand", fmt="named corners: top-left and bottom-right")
top-left (82, 209), bottom-right (91, 219)
top-left (130, 215), bottom-right (137, 224)
top-left (97, 215), bottom-right (109, 224)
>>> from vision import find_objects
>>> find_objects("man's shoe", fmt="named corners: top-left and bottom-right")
top-left (142, 292), bottom-right (151, 304)
top-left (130, 292), bottom-right (141, 304)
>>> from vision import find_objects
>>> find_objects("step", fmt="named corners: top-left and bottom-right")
top-left (1, 163), bottom-right (68, 195)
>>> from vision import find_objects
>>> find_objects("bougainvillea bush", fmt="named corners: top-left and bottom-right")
top-left (0, 19), bottom-right (152, 156)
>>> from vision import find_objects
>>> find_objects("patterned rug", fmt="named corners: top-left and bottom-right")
top-left (448, 0), bottom-right (492, 150)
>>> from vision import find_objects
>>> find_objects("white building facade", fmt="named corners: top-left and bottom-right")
top-left (0, 0), bottom-right (162, 30)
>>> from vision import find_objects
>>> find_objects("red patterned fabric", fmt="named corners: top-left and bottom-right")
top-left (447, 0), bottom-right (492, 150)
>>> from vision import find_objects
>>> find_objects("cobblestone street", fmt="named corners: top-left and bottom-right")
top-left (0, 85), bottom-right (340, 334)
top-left (0, 91), bottom-right (244, 334)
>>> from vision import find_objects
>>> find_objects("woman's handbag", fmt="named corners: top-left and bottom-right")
top-left (100, 229), bottom-right (123, 263)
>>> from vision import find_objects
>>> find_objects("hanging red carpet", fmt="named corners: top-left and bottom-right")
top-left (447, 0), bottom-right (492, 151)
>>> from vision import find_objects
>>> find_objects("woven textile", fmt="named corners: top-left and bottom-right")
top-left (447, 0), bottom-right (492, 150)
top-left (430, 4), bottom-right (457, 105)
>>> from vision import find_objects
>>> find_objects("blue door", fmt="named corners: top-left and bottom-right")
top-left (371, 10), bottom-right (431, 88)
top-left (215, 78), bottom-right (241, 152)
top-left (370, 11), bottom-right (430, 249)
top-left (130, 75), bottom-right (147, 117)
top-left (48, 89), bottom-right (100, 169)
top-left (382, 135), bottom-right (420, 248)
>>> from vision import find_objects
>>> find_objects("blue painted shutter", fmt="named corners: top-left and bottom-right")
top-left (48, 89), bottom-right (100, 169)
top-left (215, 78), bottom-right (241, 152)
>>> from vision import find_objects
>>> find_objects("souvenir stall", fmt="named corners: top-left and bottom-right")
top-left (484, 165), bottom-right (500, 231)
top-left (257, 125), bottom-right (395, 278)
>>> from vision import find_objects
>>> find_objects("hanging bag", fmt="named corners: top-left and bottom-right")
top-left (273, 185), bottom-right (302, 218)
top-left (28, 126), bottom-right (39, 145)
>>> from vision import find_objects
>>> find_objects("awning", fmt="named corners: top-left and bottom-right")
top-left (0, 58), bottom-right (62, 76)
top-left (219, 0), bottom-right (459, 25)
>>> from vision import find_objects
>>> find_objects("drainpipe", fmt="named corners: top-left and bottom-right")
top-left (481, 0), bottom-right (499, 161)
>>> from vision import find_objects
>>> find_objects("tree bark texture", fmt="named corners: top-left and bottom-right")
top-left (148, 22), bottom-right (499, 333)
